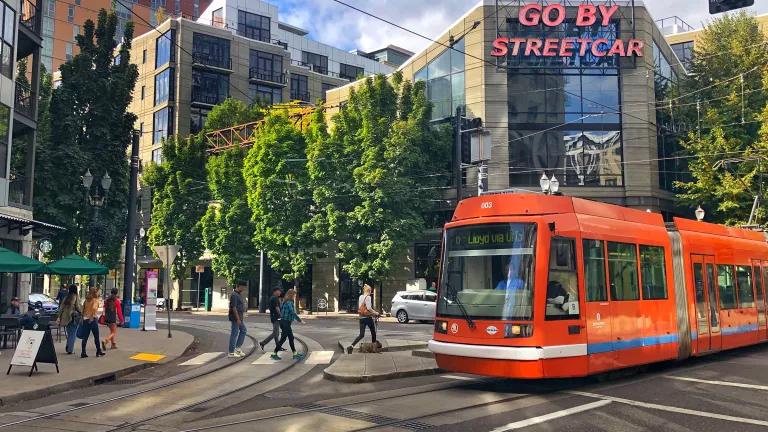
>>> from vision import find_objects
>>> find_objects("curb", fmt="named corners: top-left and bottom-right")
top-left (323, 365), bottom-right (441, 383)
top-left (411, 349), bottom-right (435, 359)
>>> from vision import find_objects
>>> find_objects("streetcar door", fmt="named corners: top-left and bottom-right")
top-left (692, 255), bottom-right (710, 352)
top-left (582, 239), bottom-right (614, 373)
top-left (705, 257), bottom-right (721, 351)
top-left (755, 261), bottom-right (767, 339)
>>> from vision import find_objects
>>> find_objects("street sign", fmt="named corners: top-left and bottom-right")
top-left (8, 330), bottom-right (59, 376)
top-left (153, 244), bottom-right (179, 268)
top-left (317, 298), bottom-right (327, 309)
top-left (144, 270), bottom-right (158, 331)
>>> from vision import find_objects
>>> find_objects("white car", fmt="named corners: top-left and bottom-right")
top-left (390, 290), bottom-right (437, 323)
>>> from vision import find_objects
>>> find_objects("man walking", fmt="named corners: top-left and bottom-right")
top-left (228, 281), bottom-right (247, 358)
top-left (259, 288), bottom-right (282, 351)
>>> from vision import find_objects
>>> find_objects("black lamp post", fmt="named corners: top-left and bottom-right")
top-left (82, 169), bottom-right (112, 288)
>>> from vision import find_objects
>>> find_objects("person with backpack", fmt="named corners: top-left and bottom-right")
top-left (347, 284), bottom-right (379, 354)
top-left (55, 284), bottom-right (82, 355)
top-left (271, 289), bottom-right (304, 361)
top-left (101, 289), bottom-right (124, 351)
top-left (259, 287), bottom-right (283, 351)
top-left (80, 287), bottom-right (105, 358)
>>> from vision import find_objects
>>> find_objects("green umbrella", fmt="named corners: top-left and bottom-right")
top-left (47, 254), bottom-right (108, 275)
top-left (0, 247), bottom-right (48, 273)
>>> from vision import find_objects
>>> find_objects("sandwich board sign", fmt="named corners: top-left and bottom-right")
top-left (7, 330), bottom-right (59, 376)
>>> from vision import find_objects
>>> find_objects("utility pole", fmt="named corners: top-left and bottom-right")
top-left (122, 130), bottom-right (140, 327)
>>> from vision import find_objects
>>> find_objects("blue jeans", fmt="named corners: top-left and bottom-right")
top-left (65, 320), bottom-right (79, 353)
top-left (81, 318), bottom-right (101, 355)
top-left (229, 320), bottom-right (246, 353)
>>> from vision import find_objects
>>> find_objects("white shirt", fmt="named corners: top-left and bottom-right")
top-left (358, 294), bottom-right (372, 311)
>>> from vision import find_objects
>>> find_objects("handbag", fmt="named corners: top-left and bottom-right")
top-left (98, 314), bottom-right (106, 325)
top-left (358, 296), bottom-right (371, 317)
top-left (76, 319), bottom-right (88, 339)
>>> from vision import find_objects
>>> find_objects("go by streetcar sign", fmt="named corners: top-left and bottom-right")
top-left (490, 3), bottom-right (644, 59)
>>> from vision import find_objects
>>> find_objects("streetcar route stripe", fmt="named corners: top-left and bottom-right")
top-left (179, 352), bottom-right (224, 366)
top-left (488, 400), bottom-right (611, 431)
top-left (568, 390), bottom-right (768, 426)
top-left (666, 376), bottom-right (768, 391)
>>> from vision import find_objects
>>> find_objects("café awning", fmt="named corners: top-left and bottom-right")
top-left (0, 247), bottom-right (48, 273)
top-left (46, 254), bottom-right (108, 275)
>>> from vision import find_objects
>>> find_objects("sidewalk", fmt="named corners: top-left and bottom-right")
top-left (324, 351), bottom-right (439, 383)
top-left (182, 309), bottom-right (400, 323)
top-left (0, 327), bottom-right (193, 406)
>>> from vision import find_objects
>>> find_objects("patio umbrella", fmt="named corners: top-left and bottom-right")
top-left (0, 247), bottom-right (48, 273)
top-left (46, 254), bottom-right (108, 275)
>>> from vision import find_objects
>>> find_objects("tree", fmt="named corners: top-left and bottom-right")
top-left (244, 111), bottom-right (314, 296)
top-left (34, 10), bottom-right (138, 265)
top-left (144, 135), bottom-right (209, 308)
top-left (676, 12), bottom-right (768, 224)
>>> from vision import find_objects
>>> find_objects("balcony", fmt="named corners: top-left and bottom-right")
top-left (14, 82), bottom-right (34, 120)
top-left (191, 89), bottom-right (224, 107)
top-left (249, 68), bottom-right (287, 86)
top-left (17, 0), bottom-right (42, 60)
top-left (191, 52), bottom-right (232, 71)
top-left (9, 173), bottom-right (30, 208)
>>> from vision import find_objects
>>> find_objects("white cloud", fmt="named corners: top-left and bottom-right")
top-left (274, 0), bottom-right (768, 54)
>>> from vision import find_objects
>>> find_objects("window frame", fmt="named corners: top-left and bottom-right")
top-left (154, 67), bottom-right (175, 106)
top-left (735, 265), bottom-right (755, 309)
top-left (639, 245), bottom-right (668, 300)
top-left (717, 264), bottom-right (737, 310)
top-left (155, 29), bottom-right (175, 68)
top-left (237, 9), bottom-right (270, 42)
top-left (290, 74), bottom-right (309, 102)
top-left (152, 106), bottom-right (174, 144)
top-left (339, 63), bottom-right (364, 81)
top-left (583, 239), bottom-right (608, 302)
top-left (545, 236), bottom-right (580, 321)
top-left (301, 51), bottom-right (328, 75)
top-left (607, 241), bottom-right (640, 301)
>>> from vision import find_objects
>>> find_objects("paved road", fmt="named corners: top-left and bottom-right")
top-left (2, 315), bottom-right (768, 432)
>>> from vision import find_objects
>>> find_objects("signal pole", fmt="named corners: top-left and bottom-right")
top-left (122, 130), bottom-right (140, 327)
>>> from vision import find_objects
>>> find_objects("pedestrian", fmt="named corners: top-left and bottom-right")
top-left (347, 284), bottom-right (379, 354)
top-left (4, 297), bottom-right (20, 315)
top-left (228, 281), bottom-right (247, 358)
top-left (271, 289), bottom-right (304, 361)
top-left (55, 284), bottom-right (68, 304)
top-left (80, 287), bottom-right (105, 358)
top-left (259, 287), bottom-right (283, 351)
top-left (101, 289), bottom-right (124, 351)
top-left (55, 284), bottom-right (81, 355)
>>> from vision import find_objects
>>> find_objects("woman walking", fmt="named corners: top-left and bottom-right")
top-left (81, 287), bottom-right (105, 358)
top-left (56, 284), bottom-right (82, 355)
top-left (271, 289), bottom-right (304, 361)
top-left (101, 289), bottom-right (124, 351)
top-left (347, 284), bottom-right (379, 354)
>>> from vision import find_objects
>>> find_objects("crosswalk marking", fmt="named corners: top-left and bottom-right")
top-left (179, 352), bottom-right (224, 366)
top-left (304, 351), bottom-right (334, 365)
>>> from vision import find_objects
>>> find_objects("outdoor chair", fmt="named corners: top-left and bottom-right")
top-left (0, 316), bottom-right (19, 349)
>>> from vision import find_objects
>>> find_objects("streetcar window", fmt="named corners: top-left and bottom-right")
top-left (706, 264), bottom-right (719, 328)
top-left (583, 239), bottom-right (607, 302)
top-left (736, 266), bottom-right (755, 308)
top-left (639, 246), bottom-right (667, 300)
top-left (607, 242), bottom-right (639, 301)
top-left (717, 265), bottom-right (737, 310)
top-left (546, 237), bottom-right (579, 319)
top-left (693, 263), bottom-right (708, 333)
top-left (754, 265), bottom-right (764, 307)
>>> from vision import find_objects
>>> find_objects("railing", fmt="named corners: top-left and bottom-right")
top-left (236, 28), bottom-right (271, 43)
top-left (290, 59), bottom-right (330, 76)
top-left (656, 16), bottom-right (694, 35)
top-left (290, 91), bottom-right (310, 102)
top-left (248, 68), bottom-right (286, 85)
top-left (8, 173), bottom-right (27, 207)
top-left (191, 52), bottom-right (232, 70)
top-left (14, 82), bottom-right (34, 119)
top-left (191, 89), bottom-right (223, 106)
top-left (20, 0), bottom-right (40, 35)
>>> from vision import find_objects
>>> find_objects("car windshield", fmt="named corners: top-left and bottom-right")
top-left (438, 223), bottom-right (537, 320)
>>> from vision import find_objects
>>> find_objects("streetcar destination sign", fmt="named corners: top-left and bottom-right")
top-left (490, 3), bottom-right (644, 58)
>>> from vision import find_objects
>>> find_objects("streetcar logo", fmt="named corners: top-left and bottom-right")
top-left (450, 323), bottom-right (459, 334)
top-left (486, 326), bottom-right (499, 335)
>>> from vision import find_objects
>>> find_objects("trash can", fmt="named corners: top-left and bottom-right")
top-left (204, 287), bottom-right (212, 312)
top-left (129, 303), bottom-right (141, 329)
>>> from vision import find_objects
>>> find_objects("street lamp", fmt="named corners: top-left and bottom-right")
top-left (695, 206), bottom-right (705, 221)
top-left (83, 169), bottom-right (112, 287)
top-left (540, 173), bottom-right (561, 195)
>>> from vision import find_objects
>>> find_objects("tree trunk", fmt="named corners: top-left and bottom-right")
top-left (294, 276), bottom-right (301, 311)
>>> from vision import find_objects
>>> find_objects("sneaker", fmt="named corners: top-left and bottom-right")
top-left (227, 352), bottom-right (239, 358)
top-left (292, 353), bottom-right (304, 361)
top-left (235, 348), bottom-right (245, 357)
top-left (270, 353), bottom-right (281, 361)
top-left (346, 345), bottom-right (354, 354)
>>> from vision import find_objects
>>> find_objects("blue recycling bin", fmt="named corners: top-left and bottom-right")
top-left (129, 303), bottom-right (142, 329)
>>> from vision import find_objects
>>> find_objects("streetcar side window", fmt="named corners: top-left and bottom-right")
top-left (754, 265), bottom-right (764, 308)
top-left (608, 242), bottom-right (640, 301)
top-left (736, 266), bottom-right (755, 309)
top-left (545, 237), bottom-right (579, 319)
top-left (583, 239), bottom-right (607, 302)
top-left (717, 265), bottom-right (737, 310)
top-left (639, 246), bottom-right (667, 300)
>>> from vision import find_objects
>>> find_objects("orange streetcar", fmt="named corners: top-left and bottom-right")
top-left (429, 193), bottom-right (768, 378)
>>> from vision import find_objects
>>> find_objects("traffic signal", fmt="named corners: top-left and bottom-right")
top-left (709, 0), bottom-right (754, 14)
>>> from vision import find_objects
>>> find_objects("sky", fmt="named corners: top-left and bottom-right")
top-left (274, 0), bottom-right (768, 54)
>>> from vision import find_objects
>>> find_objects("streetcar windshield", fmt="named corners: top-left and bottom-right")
top-left (438, 223), bottom-right (537, 320)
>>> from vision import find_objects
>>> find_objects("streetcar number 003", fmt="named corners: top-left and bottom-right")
top-left (480, 202), bottom-right (493, 209)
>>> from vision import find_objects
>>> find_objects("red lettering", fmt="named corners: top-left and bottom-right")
top-left (626, 39), bottom-right (644, 57)
top-left (508, 38), bottom-right (525, 55)
top-left (490, 37), bottom-right (509, 57)
top-left (542, 38), bottom-right (559, 56)
top-left (559, 38), bottom-right (575, 56)
top-left (607, 39), bottom-right (625, 57)
top-left (519, 4), bottom-right (541, 26)
top-left (577, 38), bottom-right (591, 56)
top-left (525, 39), bottom-right (543, 56)
top-left (591, 38), bottom-right (610, 57)
top-left (542, 4), bottom-right (565, 27)
top-left (575, 5), bottom-right (597, 26)
top-left (598, 5), bottom-right (619, 25)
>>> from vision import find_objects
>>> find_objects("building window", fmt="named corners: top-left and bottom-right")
top-left (414, 37), bottom-right (464, 120)
top-left (0, 103), bottom-right (9, 178)
top-left (151, 148), bottom-right (163, 165)
top-left (67, 4), bottom-right (74, 23)
top-left (44, 0), bottom-right (55, 17)
top-left (190, 107), bottom-right (210, 134)
top-left (654, 41), bottom-right (685, 193)
top-left (211, 7), bottom-right (224, 28)
top-left (72, 25), bottom-right (79, 41)
top-left (65, 42), bottom-right (73, 61)
top-left (414, 242), bottom-right (441, 288)
top-left (301, 51), bottom-right (328, 75)
top-left (671, 42), bottom-right (694, 69)
top-left (237, 10), bottom-right (270, 42)
top-left (249, 50), bottom-right (283, 84)
top-left (155, 29), bottom-right (175, 68)
top-left (142, 49), bottom-right (146, 64)
top-left (192, 69), bottom-right (229, 106)
top-left (0, 4), bottom-right (14, 79)
top-left (139, 122), bottom-right (144, 135)
top-left (154, 68), bottom-right (174, 105)
top-left (140, 85), bottom-right (145, 100)
top-left (192, 33), bottom-right (230, 69)
top-left (321, 82), bottom-right (336, 101)
top-left (339, 63), bottom-right (364, 81)
top-left (193, 0), bottom-right (200, 20)
top-left (290, 74), bottom-right (309, 102)
top-left (250, 84), bottom-right (282, 106)
top-left (153, 107), bottom-right (173, 144)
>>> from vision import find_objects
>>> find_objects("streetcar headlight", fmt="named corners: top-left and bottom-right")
top-left (505, 324), bottom-right (532, 338)
top-left (435, 320), bottom-right (448, 334)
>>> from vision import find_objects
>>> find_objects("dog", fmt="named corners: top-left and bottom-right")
top-left (358, 341), bottom-right (383, 353)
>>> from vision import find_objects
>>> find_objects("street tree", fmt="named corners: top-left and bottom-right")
top-left (34, 10), bottom-right (138, 265)
top-left (144, 135), bottom-right (209, 308)
top-left (676, 12), bottom-right (768, 224)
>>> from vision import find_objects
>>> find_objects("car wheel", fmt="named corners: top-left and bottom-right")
top-left (396, 310), bottom-right (409, 324)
